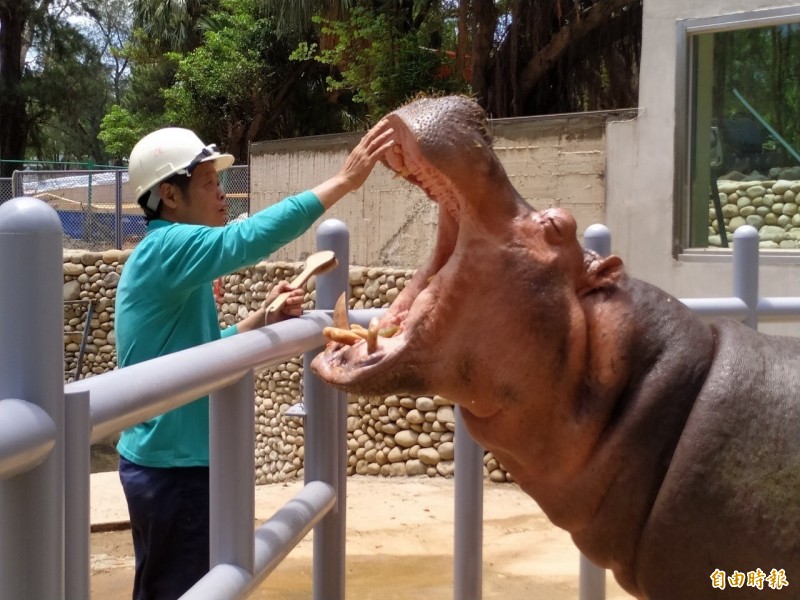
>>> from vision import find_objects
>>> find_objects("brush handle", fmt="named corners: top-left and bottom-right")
top-left (265, 250), bottom-right (337, 315)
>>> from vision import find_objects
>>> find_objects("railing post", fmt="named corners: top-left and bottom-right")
top-left (453, 406), bottom-right (484, 600)
top-left (210, 370), bottom-right (256, 573)
top-left (732, 225), bottom-right (759, 330)
top-left (65, 389), bottom-right (91, 600)
top-left (584, 223), bottom-right (612, 257)
top-left (304, 219), bottom-right (349, 600)
top-left (0, 197), bottom-right (65, 599)
top-left (580, 224), bottom-right (610, 600)
top-left (115, 170), bottom-right (123, 250)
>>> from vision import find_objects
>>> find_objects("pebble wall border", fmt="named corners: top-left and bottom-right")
top-left (710, 178), bottom-right (800, 247)
top-left (61, 251), bottom-right (513, 484)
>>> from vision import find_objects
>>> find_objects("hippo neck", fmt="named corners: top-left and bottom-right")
top-left (463, 277), bottom-right (716, 532)
top-left (545, 278), bottom-right (717, 589)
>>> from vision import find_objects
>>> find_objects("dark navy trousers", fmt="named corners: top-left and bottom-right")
top-left (118, 456), bottom-right (210, 600)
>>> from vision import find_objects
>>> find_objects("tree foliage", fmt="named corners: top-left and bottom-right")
top-left (5, 0), bottom-right (649, 172)
top-left (158, 0), bottom-right (365, 162)
top-left (294, 5), bottom-right (466, 121)
top-left (463, 0), bottom-right (643, 118)
top-left (712, 24), bottom-right (800, 155)
top-left (0, 0), bottom-right (132, 174)
top-left (29, 25), bottom-right (107, 162)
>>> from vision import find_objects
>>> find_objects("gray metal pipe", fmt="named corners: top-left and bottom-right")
top-left (66, 312), bottom-right (332, 442)
top-left (453, 406), bottom-right (484, 600)
top-left (64, 389), bottom-right (91, 600)
top-left (580, 225), bottom-right (609, 600)
top-left (210, 370), bottom-right (256, 574)
top-left (252, 481), bottom-right (336, 585)
top-left (756, 297), bottom-right (800, 321)
top-left (584, 223), bottom-right (612, 257)
top-left (680, 297), bottom-right (749, 320)
top-left (0, 399), bottom-right (56, 479)
top-left (181, 481), bottom-right (336, 600)
top-left (580, 553), bottom-right (607, 600)
top-left (732, 225), bottom-right (759, 329)
top-left (305, 218), bottom-right (350, 600)
top-left (0, 197), bottom-right (65, 599)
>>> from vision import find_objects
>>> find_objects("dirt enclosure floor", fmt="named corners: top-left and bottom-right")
top-left (91, 476), bottom-right (631, 600)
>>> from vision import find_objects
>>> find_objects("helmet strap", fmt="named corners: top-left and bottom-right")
top-left (144, 187), bottom-right (161, 212)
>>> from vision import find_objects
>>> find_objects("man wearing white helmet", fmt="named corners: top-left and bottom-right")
top-left (115, 124), bottom-right (394, 599)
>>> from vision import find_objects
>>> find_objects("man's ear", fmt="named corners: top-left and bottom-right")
top-left (159, 181), bottom-right (179, 209)
top-left (578, 255), bottom-right (624, 297)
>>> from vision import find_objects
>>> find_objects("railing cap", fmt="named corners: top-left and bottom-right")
top-left (0, 197), bottom-right (62, 234)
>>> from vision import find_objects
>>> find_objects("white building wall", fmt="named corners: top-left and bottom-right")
top-left (606, 0), bottom-right (800, 334)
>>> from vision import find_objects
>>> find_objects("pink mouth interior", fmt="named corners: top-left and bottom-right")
top-left (328, 120), bottom-right (463, 365)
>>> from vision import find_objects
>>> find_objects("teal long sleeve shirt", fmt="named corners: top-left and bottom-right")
top-left (116, 191), bottom-right (324, 467)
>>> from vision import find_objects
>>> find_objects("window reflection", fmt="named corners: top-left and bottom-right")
top-left (689, 22), bottom-right (800, 249)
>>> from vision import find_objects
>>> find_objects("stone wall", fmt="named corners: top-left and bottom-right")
top-left (63, 250), bottom-right (512, 483)
top-left (710, 179), bottom-right (800, 248)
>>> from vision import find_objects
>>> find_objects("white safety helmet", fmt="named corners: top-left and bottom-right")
top-left (128, 127), bottom-right (235, 211)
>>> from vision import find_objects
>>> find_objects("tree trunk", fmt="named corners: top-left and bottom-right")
top-left (515, 0), bottom-right (638, 104)
top-left (454, 0), bottom-right (470, 82)
top-left (0, 1), bottom-right (30, 177)
top-left (469, 0), bottom-right (497, 111)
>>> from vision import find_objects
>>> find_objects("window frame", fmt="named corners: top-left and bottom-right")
top-left (675, 6), bottom-right (800, 260)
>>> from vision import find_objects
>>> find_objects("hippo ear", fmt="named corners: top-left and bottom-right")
top-left (578, 255), bottom-right (624, 296)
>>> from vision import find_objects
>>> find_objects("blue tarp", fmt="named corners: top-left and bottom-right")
top-left (58, 211), bottom-right (145, 240)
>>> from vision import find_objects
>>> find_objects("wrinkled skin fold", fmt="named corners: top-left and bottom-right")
top-left (311, 95), bottom-right (800, 599)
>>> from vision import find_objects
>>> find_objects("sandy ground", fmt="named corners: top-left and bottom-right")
top-left (90, 474), bottom-right (631, 600)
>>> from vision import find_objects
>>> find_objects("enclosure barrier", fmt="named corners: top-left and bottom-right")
top-left (1, 196), bottom-right (799, 600)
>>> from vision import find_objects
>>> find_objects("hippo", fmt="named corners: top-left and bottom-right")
top-left (311, 95), bottom-right (800, 599)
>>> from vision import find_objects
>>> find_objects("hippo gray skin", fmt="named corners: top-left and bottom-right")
top-left (311, 95), bottom-right (800, 599)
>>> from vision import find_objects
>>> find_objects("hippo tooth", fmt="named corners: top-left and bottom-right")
top-left (333, 293), bottom-right (349, 329)
top-left (378, 325), bottom-right (399, 338)
top-left (366, 317), bottom-right (380, 353)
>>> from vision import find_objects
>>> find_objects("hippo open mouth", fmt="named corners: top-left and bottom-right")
top-left (311, 95), bottom-right (580, 396)
top-left (312, 97), bottom-right (480, 392)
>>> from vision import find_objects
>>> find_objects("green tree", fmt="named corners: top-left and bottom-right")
top-left (133, 0), bottom-right (215, 53)
top-left (26, 20), bottom-right (111, 164)
top-left (713, 24), bottom-right (800, 155)
top-left (97, 104), bottom-right (152, 160)
top-left (277, 0), bottom-right (642, 120)
top-left (297, 4), bottom-right (464, 121)
top-left (161, 0), bottom-right (365, 161)
top-left (0, 0), bottom-right (125, 174)
top-left (95, 0), bottom-right (224, 160)
top-left (88, 0), bottom-right (133, 104)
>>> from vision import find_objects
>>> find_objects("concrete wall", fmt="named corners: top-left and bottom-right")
top-left (250, 113), bottom-right (629, 267)
top-left (606, 0), bottom-right (800, 335)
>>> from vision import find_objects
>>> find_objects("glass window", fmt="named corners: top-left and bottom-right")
top-left (681, 10), bottom-right (800, 252)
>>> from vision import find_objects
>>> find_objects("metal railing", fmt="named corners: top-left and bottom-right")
top-left (1, 196), bottom-right (799, 599)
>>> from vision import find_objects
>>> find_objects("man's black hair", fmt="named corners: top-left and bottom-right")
top-left (140, 173), bottom-right (192, 223)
